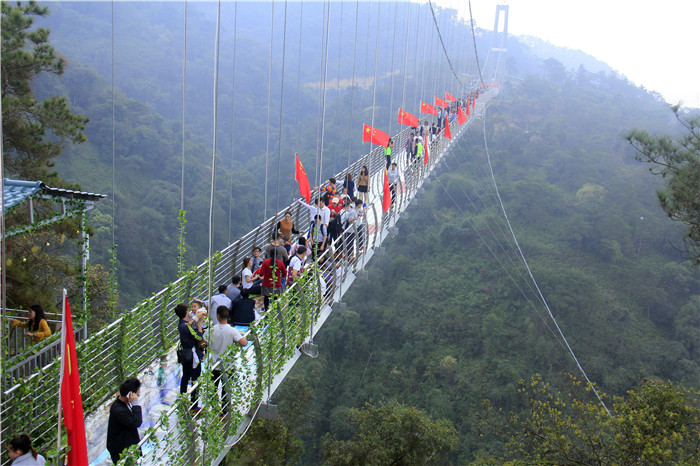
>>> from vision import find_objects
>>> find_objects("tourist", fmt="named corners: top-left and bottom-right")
top-left (106, 378), bottom-right (142, 465)
top-left (210, 306), bottom-right (248, 412)
top-left (356, 166), bottom-right (369, 205)
top-left (9, 304), bottom-right (51, 344)
top-left (7, 434), bottom-right (45, 465)
top-left (175, 303), bottom-right (205, 407)
top-left (209, 285), bottom-right (232, 313)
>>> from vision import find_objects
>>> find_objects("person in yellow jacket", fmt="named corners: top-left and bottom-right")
top-left (9, 304), bottom-right (51, 343)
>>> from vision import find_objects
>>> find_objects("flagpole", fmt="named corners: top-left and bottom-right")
top-left (57, 289), bottom-right (67, 462)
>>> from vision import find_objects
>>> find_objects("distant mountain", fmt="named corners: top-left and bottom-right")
top-left (519, 35), bottom-right (613, 74)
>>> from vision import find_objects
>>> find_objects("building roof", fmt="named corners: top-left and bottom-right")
top-left (2, 178), bottom-right (106, 211)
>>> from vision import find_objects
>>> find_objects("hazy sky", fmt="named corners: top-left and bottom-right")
top-left (446, 0), bottom-right (700, 108)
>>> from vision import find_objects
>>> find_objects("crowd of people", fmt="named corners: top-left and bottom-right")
top-left (6, 92), bottom-right (481, 465)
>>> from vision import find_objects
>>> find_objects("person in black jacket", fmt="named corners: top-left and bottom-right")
top-left (176, 303), bottom-right (204, 407)
top-left (106, 378), bottom-right (142, 464)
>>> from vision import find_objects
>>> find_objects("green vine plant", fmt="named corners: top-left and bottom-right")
top-left (108, 243), bottom-right (119, 320)
top-left (177, 209), bottom-right (187, 278)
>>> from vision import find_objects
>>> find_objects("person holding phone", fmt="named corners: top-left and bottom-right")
top-left (107, 378), bottom-right (142, 464)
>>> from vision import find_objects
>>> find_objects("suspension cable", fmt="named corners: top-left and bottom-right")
top-left (274, 0), bottom-right (289, 216)
top-left (317, 0), bottom-right (332, 189)
top-left (294, 1), bottom-right (303, 137)
top-left (467, 0), bottom-right (485, 87)
top-left (346, 0), bottom-right (359, 168)
top-left (427, 0), bottom-right (469, 89)
top-left (369, 0), bottom-right (381, 153)
top-left (207, 0), bottom-right (222, 309)
top-left (400, 3), bottom-right (410, 115)
top-left (387, 0), bottom-right (398, 134)
top-left (263, 1), bottom-right (275, 220)
top-left (227, 1), bottom-right (237, 243)
top-left (481, 107), bottom-right (611, 416)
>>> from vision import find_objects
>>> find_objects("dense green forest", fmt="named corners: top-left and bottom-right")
top-left (27, 1), bottom-right (485, 307)
top-left (3, 1), bottom-right (698, 463)
top-left (231, 41), bottom-right (699, 464)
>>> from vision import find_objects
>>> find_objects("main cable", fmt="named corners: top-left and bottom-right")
top-left (427, 0), bottom-right (468, 89)
top-left (481, 107), bottom-right (611, 416)
top-left (467, 0), bottom-right (485, 87)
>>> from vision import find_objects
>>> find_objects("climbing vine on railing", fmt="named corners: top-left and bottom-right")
top-left (177, 209), bottom-right (187, 278)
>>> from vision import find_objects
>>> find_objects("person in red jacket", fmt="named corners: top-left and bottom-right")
top-left (254, 250), bottom-right (286, 311)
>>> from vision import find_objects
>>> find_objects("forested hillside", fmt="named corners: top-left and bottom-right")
top-left (30, 1), bottom-right (484, 307)
top-left (231, 43), bottom-right (699, 464)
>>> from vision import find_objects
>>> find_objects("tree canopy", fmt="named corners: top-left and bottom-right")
top-left (626, 106), bottom-right (700, 263)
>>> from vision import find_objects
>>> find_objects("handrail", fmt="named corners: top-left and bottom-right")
top-left (0, 88), bottom-right (495, 466)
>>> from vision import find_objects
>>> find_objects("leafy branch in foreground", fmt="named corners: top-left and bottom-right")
top-left (493, 374), bottom-right (699, 465)
top-left (626, 106), bottom-right (700, 263)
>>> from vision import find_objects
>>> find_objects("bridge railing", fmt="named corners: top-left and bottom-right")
top-left (0, 89), bottom-right (493, 466)
top-left (117, 94), bottom-right (493, 465)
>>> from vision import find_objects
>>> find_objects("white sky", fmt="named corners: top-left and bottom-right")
top-left (443, 0), bottom-right (700, 108)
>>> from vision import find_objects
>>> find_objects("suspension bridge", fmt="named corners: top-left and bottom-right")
top-left (1, 1), bottom-right (509, 465)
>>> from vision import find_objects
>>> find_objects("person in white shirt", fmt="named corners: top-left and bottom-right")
top-left (287, 246), bottom-right (308, 286)
top-left (298, 197), bottom-right (330, 227)
top-left (209, 285), bottom-right (232, 313)
top-left (387, 163), bottom-right (399, 206)
top-left (210, 306), bottom-right (248, 413)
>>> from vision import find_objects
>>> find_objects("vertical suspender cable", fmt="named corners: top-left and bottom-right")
top-left (346, 0), bottom-right (359, 167)
top-left (400, 4), bottom-right (410, 115)
top-left (294, 1), bottom-right (303, 138)
top-left (227, 1), bottom-right (237, 243)
top-left (180, 1), bottom-right (187, 215)
top-left (410, 4), bottom-right (421, 109)
top-left (274, 1), bottom-right (288, 215)
top-left (207, 0), bottom-right (222, 330)
top-left (387, 0), bottom-right (399, 134)
top-left (368, 1), bottom-right (381, 154)
top-left (263, 1), bottom-right (275, 220)
top-left (317, 0), bottom-right (332, 189)
top-left (0, 0), bottom-right (6, 399)
top-left (313, 0), bottom-right (326, 191)
top-left (336, 0), bottom-right (343, 100)
top-left (109, 0), bottom-right (118, 317)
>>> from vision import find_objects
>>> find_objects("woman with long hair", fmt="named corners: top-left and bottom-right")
top-left (357, 166), bottom-right (369, 205)
top-left (9, 304), bottom-right (51, 343)
top-left (241, 257), bottom-right (262, 295)
top-left (7, 434), bottom-right (45, 465)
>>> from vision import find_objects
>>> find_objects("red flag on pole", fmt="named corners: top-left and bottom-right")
top-left (445, 92), bottom-right (456, 102)
top-left (420, 101), bottom-right (437, 116)
top-left (472, 97), bottom-right (476, 112)
top-left (424, 136), bottom-right (429, 166)
top-left (466, 99), bottom-right (471, 116)
top-left (435, 96), bottom-right (448, 108)
top-left (59, 291), bottom-right (88, 466)
top-left (397, 108), bottom-right (419, 128)
top-left (362, 124), bottom-right (390, 147)
top-left (382, 169), bottom-right (391, 213)
top-left (295, 154), bottom-right (311, 203)
top-left (444, 117), bottom-right (451, 140)
top-left (457, 105), bottom-right (467, 125)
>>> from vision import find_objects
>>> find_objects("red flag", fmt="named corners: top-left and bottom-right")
top-left (420, 101), bottom-right (437, 116)
top-left (457, 105), bottom-right (467, 125)
top-left (424, 136), bottom-right (429, 166)
top-left (362, 124), bottom-right (390, 147)
top-left (435, 96), bottom-right (448, 108)
top-left (295, 154), bottom-right (311, 203)
top-left (444, 117), bottom-right (451, 140)
top-left (60, 291), bottom-right (88, 465)
top-left (397, 108), bottom-right (419, 128)
top-left (445, 92), bottom-right (456, 102)
top-left (466, 99), bottom-right (471, 116)
top-left (382, 169), bottom-right (391, 213)
top-left (472, 97), bottom-right (476, 112)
